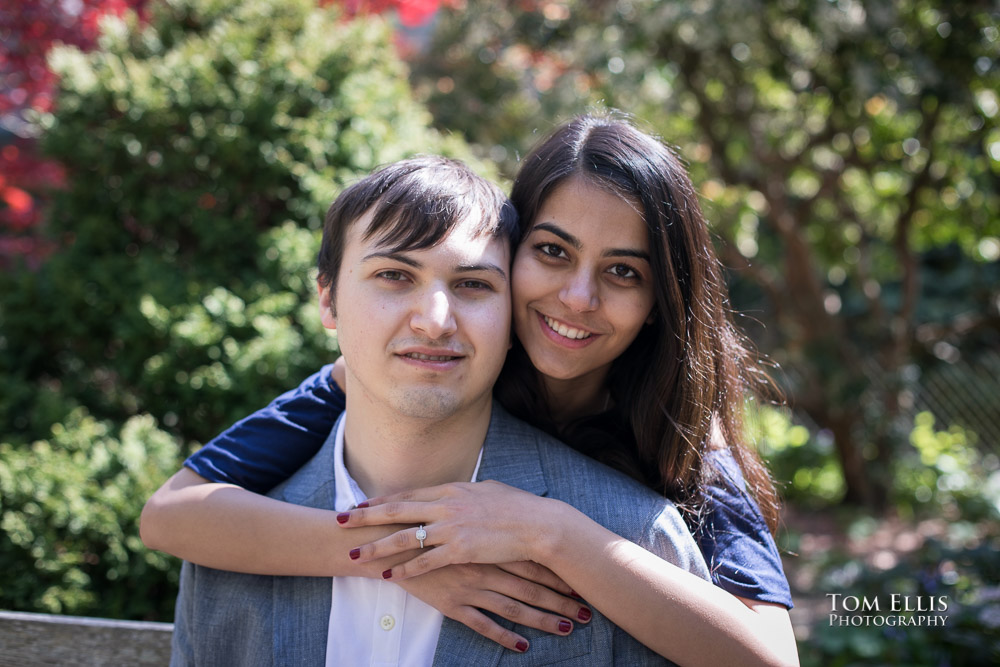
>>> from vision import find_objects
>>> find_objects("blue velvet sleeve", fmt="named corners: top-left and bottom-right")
top-left (184, 364), bottom-right (346, 494)
top-left (695, 449), bottom-right (794, 608)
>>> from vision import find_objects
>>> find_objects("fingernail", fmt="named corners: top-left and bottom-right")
top-left (349, 548), bottom-right (360, 560)
top-left (382, 569), bottom-right (392, 580)
top-left (515, 640), bottom-right (528, 653)
top-left (569, 590), bottom-right (581, 598)
top-left (356, 501), bottom-right (369, 508)
top-left (577, 607), bottom-right (591, 622)
top-left (558, 620), bottom-right (572, 633)
top-left (336, 513), bottom-right (350, 524)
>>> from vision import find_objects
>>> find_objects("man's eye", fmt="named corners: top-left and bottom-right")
top-left (377, 270), bottom-right (407, 281)
top-left (457, 280), bottom-right (492, 291)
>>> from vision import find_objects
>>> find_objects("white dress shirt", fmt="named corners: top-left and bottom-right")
top-left (325, 414), bottom-right (483, 667)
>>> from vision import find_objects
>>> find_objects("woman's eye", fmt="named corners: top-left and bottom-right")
top-left (609, 264), bottom-right (639, 280)
top-left (536, 243), bottom-right (566, 259)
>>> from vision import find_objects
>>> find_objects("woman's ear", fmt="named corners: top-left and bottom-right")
top-left (317, 281), bottom-right (337, 330)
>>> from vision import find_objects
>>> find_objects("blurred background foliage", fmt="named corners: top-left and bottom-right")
top-left (1, 0), bottom-right (998, 661)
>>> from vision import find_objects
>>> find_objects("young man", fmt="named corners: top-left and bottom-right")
top-left (167, 157), bottom-right (708, 666)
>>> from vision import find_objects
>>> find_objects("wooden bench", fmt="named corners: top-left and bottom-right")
top-left (0, 611), bottom-right (173, 666)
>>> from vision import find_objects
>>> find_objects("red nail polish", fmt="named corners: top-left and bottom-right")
top-left (569, 590), bottom-right (582, 599)
top-left (336, 513), bottom-right (350, 524)
top-left (382, 569), bottom-right (392, 579)
top-left (349, 548), bottom-right (360, 560)
top-left (577, 607), bottom-right (591, 622)
top-left (515, 640), bottom-right (528, 652)
top-left (356, 501), bottom-right (369, 508)
top-left (558, 620), bottom-right (571, 633)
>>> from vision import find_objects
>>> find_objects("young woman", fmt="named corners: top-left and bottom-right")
top-left (142, 112), bottom-right (798, 666)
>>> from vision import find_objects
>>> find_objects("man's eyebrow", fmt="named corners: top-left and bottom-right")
top-left (363, 252), bottom-right (508, 282)
top-left (457, 263), bottom-right (508, 283)
top-left (532, 221), bottom-right (650, 262)
top-left (362, 251), bottom-right (422, 268)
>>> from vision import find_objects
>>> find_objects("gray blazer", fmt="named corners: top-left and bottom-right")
top-left (171, 404), bottom-right (709, 666)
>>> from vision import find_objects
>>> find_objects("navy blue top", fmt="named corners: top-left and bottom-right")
top-left (186, 364), bottom-right (792, 608)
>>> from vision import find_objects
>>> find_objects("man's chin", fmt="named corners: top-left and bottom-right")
top-left (390, 388), bottom-right (463, 421)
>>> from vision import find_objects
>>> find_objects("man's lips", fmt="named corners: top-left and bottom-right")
top-left (394, 346), bottom-right (465, 368)
top-left (399, 351), bottom-right (461, 361)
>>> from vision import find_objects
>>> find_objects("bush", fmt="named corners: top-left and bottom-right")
top-left (0, 0), bottom-right (487, 448)
top-left (0, 0), bottom-right (487, 619)
top-left (0, 410), bottom-right (179, 619)
top-left (804, 533), bottom-right (1000, 667)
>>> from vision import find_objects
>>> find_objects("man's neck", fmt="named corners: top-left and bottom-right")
top-left (341, 389), bottom-right (492, 499)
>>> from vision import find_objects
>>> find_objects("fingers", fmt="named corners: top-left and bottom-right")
top-left (378, 545), bottom-right (454, 579)
top-left (351, 527), bottom-right (448, 566)
top-left (474, 590), bottom-right (577, 638)
top-left (448, 606), bottom-right (531, 654)
top-left (497, 561), bottom-right (574, 596)
top-left (487, 568), bottom-right (592, 626)
top-left (364, 482), bottom-right (474, 508)
top-left (337, 502), bottom-right (430, 528)
top-left (388, 559), bottom-right (593, 628)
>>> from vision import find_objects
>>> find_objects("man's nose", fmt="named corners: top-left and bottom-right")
top-left (558, 269), bottom-right (600, 313)
top-left (410, 287), bottom-right (458, 339)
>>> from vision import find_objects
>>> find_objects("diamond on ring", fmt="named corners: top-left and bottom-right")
top-left (415, 525), bottom-right (427, 548)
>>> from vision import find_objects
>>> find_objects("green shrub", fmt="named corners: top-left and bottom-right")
top-left (0, 410), bottom-right (179, 619)
top-left (751, 405), bottom-right (846, 507)
top-left (0, 0), bottom-right (487, 448)
top-left (0, 0), bottom-right (487, 619)
top-left (804, 533), bottom-right (1000, 667)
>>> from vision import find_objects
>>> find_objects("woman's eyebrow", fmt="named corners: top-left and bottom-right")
top-left (531, 222), bottom-right (580, 249)
top-left (534, 221), bottom-right (649, 262)
top-left (603, 248), bottom-right (650, 261)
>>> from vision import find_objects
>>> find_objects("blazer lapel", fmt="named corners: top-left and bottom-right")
top-left (269, 423), bottom-right (341, 664)
top-left (474, 402), bottom-right (548, 496)
top-left (433, 403), bottom-right (548, 666)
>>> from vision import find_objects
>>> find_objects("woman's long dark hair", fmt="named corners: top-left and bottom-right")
top-left (494, 111), bottom-right (781, 532)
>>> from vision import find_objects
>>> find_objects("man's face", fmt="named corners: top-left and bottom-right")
top-left (320, 208), bottom-right (511, 421)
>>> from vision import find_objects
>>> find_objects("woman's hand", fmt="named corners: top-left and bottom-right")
top-left (338, 480), bottom-right (572, 579)
top-left (397, 561), bottom-right (592, 654)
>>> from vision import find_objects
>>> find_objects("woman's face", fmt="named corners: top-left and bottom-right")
top-left (512, 175), bottom-right (657, 388)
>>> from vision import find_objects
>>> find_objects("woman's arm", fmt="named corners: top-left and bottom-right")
top-left (139, 469), bottom-right (589, 652)
top-left (141, 362), bottom-right (352, 571)
top-left (140, 467), bottom-right (395, 576)
top-left (340, 481), bottom-right (799, 667)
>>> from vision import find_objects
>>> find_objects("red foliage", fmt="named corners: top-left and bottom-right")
top-left (333, 0), bottom-right (441, 28)
top-left (1, 1), bottom-right (146, 266)
top-left (1, 0), bottom-right (147, 115)
top-left (0, 0), bottom-right (447, 267)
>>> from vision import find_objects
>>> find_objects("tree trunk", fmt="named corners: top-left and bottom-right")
top-left (827, 414), bottom-right (887, 510)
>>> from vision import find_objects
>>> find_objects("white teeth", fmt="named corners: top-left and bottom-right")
top-left (544, 315), bottom-right (592, 340)
top-left (405, 352), bottom-right (455, 361)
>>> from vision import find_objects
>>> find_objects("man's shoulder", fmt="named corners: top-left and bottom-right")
top-left (487, 404), bottom-right (665, 507)
top-left (486, 404), bottom-right (709, 579)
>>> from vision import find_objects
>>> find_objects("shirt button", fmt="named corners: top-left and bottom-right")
top-left (380, 614), bottom-right (395, 631)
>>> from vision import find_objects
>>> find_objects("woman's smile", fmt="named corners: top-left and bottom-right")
top-left (535, 310), bottom-right (600, 348)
